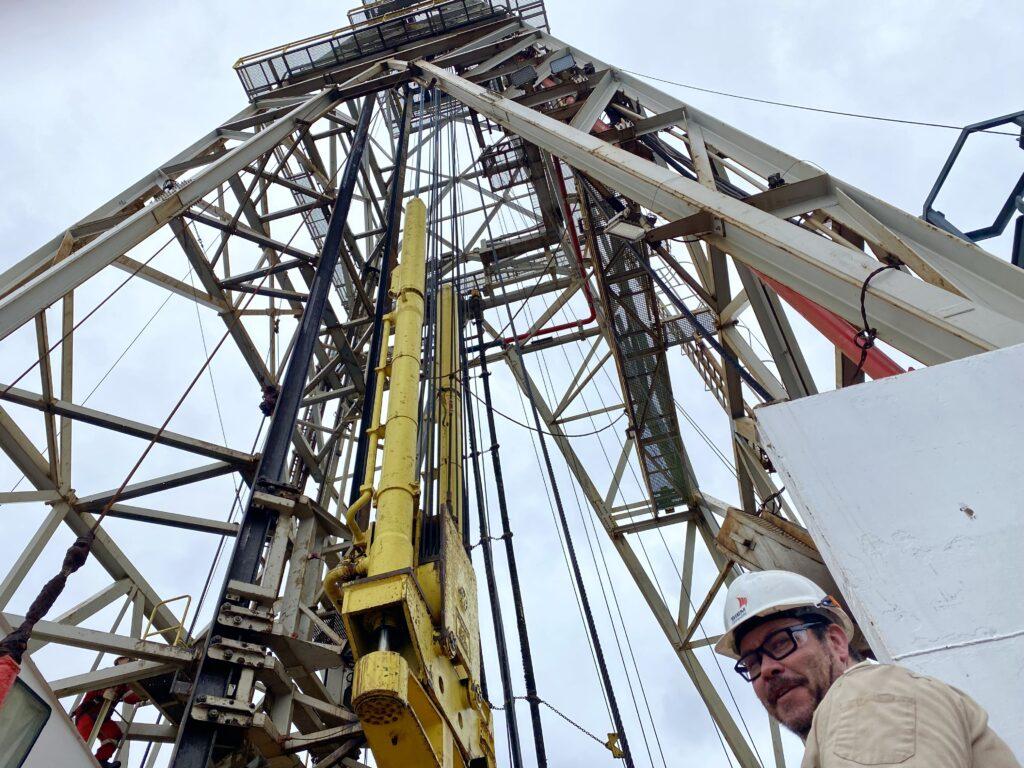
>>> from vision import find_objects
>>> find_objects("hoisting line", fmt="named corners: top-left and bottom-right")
top-left (461, 116), bottom-right (632, 763)
top-left (511, 341), bottom-right (636, 767)
top-left (487, 208), bottom-right (637, 764)
top-left (460, 296), bottom-right (525, 768)
top-left (469, 297), bottom-right (549, 767)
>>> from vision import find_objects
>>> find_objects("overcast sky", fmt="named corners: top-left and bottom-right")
top-left (1, 2), bottom-right (1022, 767)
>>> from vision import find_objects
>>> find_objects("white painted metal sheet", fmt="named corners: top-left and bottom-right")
top-left (19, 658), bottom-right (98, 768)
top-left (0, 615), bottom-right (103, 767)
top-left (756, 342), bottom-right (1024, 757)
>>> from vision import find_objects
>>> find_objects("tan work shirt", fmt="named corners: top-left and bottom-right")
top-left (801, 661), bottom-right (1020, 768)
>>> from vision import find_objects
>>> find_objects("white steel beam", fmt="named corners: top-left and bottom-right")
top-left (0, 385), bottom-right (255, 467)
top-left (75, 461), bottom-right (240, 511)
top-left (6, 614), bottom-right (194, 663)
top-left (50, 579), bottom-right (133, 628)
top-left (464, 30), bottom-right (542, 80)
top-left (50, 658), bottom-right (177, 698)
top-left (568, 69), bottom-right (617, 133)
top-left (538, 32), bottom-right (1024, 321)
top-left (0, 87), bottom-right (345, 341)
top-left (100, 504), bottom-right (239, 536)
top-left (420, 61), bottom-right (1024, 364)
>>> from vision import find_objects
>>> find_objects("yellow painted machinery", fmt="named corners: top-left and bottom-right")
top-left (324, 197), bottom-right (494, 768)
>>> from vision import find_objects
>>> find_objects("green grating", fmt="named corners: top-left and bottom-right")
top-left (580, 177), bottom-right (714, 510)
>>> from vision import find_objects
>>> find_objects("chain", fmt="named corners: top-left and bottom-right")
top-left (490, 695), bottom-right (620, 755)
top-left (469, 532), bottom-right (512, 551)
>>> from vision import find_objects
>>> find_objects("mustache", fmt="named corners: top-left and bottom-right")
top-left (764, 673), bottom-right (807, 705)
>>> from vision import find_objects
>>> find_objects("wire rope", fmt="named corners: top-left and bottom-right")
top-left (519, 268), bottom-right (668, 766)
top-left (487, 179), bottom-right (637, 768)
top-left (532, 202), bottom-right (762, 767)
top-left (621, 68), bottom-right (1019, 136)
top-left (481, 155), bottom-right (614, 724)
top-left (515, 262), bottom-right (673, 767)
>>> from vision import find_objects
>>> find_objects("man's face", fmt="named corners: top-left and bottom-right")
top-left (737, 617), bottom-right (848, 739)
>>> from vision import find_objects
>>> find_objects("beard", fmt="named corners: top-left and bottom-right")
top-left (763, 653), bottom-right (838, 740)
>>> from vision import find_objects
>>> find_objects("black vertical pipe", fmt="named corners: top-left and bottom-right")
top-left (170, 94), bottom-right (375, 768)
top-left (459, 299), bottom-right (524, 768)
top-left (469, 297), bottom-right (548, 768)
top-left (261, 95), bottom-right (374, 484)
top-left (349, 91), bottom-right (412, 507)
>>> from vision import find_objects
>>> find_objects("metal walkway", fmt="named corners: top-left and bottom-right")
top-left (235, 0), bottom-right (547, 98)
top-left (580, 177), bottom-right (712, 510)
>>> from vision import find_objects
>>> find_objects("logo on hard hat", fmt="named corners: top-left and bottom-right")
top-left (728, 596), bottom-right (749, 624)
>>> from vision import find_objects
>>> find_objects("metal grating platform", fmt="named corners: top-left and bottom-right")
top-left (235, 0), bottom-right (546, 99)
top-left (580, 177), bottom-right (710, 510)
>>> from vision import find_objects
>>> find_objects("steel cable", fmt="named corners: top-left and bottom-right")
top-left (484, 190), bottom-right (637, 766)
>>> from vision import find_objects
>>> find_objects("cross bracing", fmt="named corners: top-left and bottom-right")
top-left (1, 3), bottom-right (1022, 768)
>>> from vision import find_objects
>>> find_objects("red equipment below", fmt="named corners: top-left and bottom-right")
top-left (72, 684), bottom-right (140, 762)
top-left (0, 655), bottom-right (18, 709)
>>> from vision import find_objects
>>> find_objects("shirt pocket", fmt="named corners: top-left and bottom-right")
top-left (831, 693), bottom-right (916, 765)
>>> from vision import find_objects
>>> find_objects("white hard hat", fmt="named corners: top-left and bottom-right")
top-left (713, 569), bottom-right (855, 659)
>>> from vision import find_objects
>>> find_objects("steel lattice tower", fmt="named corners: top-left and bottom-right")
top-left (2, 2), bottom-right (1023, 767)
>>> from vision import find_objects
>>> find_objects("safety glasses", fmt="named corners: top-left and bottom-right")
top-left (734, 621), bottom-right (826, 682)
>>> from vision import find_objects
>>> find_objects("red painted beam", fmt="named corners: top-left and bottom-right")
top-left (753, 270), bottom-right (905, 381)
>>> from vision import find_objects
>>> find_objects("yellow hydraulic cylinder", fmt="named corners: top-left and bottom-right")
top-left (331, 198), bottom-right (492, 768)
top-left (366, 197), bottom-right (427, 578)
top-left (435, 284), bottom-right (463, 530)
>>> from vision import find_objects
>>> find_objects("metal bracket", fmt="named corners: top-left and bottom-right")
top-left (218, 602), bottom-right (274, 634)
top-left (191, 694), bottom-right (258, 727)
top-left (208, 636), bottom-right (268, 668)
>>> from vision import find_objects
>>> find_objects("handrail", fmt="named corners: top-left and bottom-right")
top-left (141, 594), bottom-right (191, 647)
top-left (234, 0), bottom-right (482, 69)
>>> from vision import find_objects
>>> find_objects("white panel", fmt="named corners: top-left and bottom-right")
top-left (756, 343), bottom-right (1024, 756)
top-left (0, 614), bottom-right (98, 767)
top-left (20, 657), bottom-right (97, 768)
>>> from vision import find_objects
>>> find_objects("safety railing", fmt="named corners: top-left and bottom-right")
top-left (234, 0), bottom-right (545, 99)
top-left (142, 594), bottom-right (192, 647)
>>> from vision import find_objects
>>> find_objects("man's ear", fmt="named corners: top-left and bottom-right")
top-left (825, 624), bottom-right (850, 665)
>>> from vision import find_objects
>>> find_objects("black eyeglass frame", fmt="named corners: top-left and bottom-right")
top-left (734, 620), bottom-right (828, 682)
